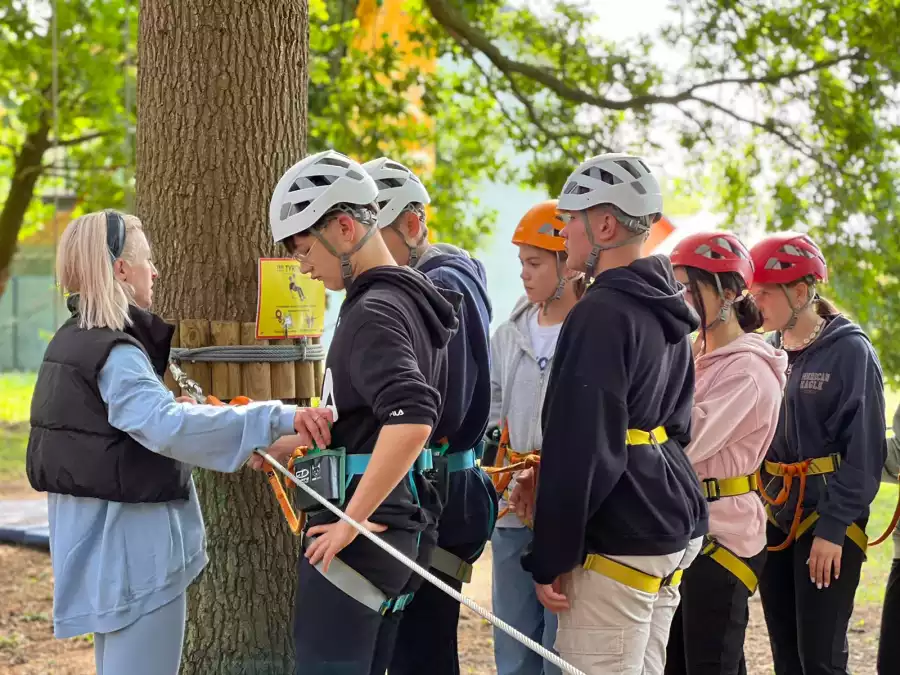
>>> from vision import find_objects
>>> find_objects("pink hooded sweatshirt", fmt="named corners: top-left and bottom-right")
top-left (688, 332), bottom-right (787, 558)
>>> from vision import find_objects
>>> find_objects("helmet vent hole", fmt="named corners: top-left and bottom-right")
top-left (630, 180), bottom-right (647, 195)
top-left (615, 160), bottom-right (642, 179)
top-left (345, 169), bottom-right (364, 181)
top-left (318, 157), bottom-right (350, 169)
top-left (385, 162), bottom-right (407, 171)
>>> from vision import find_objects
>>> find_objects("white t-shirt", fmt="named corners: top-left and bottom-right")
top-left (528, 308), bottom-right (563, 372)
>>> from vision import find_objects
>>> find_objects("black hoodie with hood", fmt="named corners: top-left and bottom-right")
top-left (762, 315), bottom-right (886, 546)
top-left (522, 255), bottom-right (708, 585)
top-left (308, 265), bottom-right (461, 536)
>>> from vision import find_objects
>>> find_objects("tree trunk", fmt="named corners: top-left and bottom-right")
top-left (136, 2), bottom-right (309, 673)
top-left (0, 116), bottom-right (52, 298)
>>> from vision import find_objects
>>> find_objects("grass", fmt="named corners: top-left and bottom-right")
top-left (0, 372), bottom-right (35, 425)
top-left (0, 372), bottom-right (33, 482)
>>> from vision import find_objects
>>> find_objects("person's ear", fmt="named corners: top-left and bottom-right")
top-left (113, 258), bottom-right (128, 282)
top-left (336, 213), bottom-right (356, 242)
top-left (404, 210), bottom-right (422, 239)
top-left (592, 208), bottom-right (618, 242)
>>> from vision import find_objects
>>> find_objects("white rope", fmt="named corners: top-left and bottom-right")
top-left (255, 449), bottom-right (586, 675)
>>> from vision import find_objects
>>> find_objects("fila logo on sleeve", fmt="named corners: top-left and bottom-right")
top-left (389, 409), bottom-right (405, 418)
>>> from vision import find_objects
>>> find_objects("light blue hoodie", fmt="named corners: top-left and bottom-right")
top-left (48, 343), bottom-right (296, 638)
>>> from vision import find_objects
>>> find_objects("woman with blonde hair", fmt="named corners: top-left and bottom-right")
top-left (26, 210), bottom-right (328, 675)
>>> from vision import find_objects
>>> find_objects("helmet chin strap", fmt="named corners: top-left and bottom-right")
top-left (390, 222), bottom-right (428, 268)
top-left (778, 283), bottom-right (815, 332)
top-left (310, 223), bottom-right (377, 286)
top-left (579, 210), bottom-right (646, 281)
top-left (541, 253), bottom-right (568, 316)
top-left (703, 274), bottom-right (735, 331)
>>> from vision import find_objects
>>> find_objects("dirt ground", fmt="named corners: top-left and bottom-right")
top-left (0, 485), bottom-right (884, 674)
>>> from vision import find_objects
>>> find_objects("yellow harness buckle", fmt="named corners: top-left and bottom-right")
top-left (702, 474), bottom-right (758, 502)
top-left (583, 554), bottom-right (682, 594)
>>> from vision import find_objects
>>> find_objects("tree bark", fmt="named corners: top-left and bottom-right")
top-left (136, 2), bottom-right (309, 673)
top-left (0, 115), bottom-right (52, 298)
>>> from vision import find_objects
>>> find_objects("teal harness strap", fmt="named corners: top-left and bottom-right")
top-left (445, 448), bottom-right (476, 473)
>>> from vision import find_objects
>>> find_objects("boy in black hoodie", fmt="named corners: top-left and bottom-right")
top-left (362, 157), bottom-right (498, 675)
top-left (264, 150), bottom-right (461, 675)
top-left (513, 154), bottom-right (707, 675)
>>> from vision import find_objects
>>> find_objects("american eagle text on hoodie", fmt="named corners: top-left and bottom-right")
top-left (762, 315), bottom-right (886, 546)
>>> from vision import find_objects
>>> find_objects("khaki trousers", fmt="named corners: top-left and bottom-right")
top-left (555, 538), bottom-right (703, 675)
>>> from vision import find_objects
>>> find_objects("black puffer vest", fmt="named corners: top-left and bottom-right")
top-left (26, 298), bottom-right (191, 502)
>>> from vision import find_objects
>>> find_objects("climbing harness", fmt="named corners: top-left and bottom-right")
top-left (165, 366), bottom-right (586, 673)
top-left (256, 447), bottom-right (586, 674)
top-left (758, 454), bottom-right (868, 554)
top-left (871, 429), bottom-right (900, 547)
top-left (700, 537), bottom-right (759, 594)
top-left (425, 439), bottom-right (485, 583)
top-left (583, 553), bottom-right (683, 593)
top-left (701, 474), bottom-right (758, 501)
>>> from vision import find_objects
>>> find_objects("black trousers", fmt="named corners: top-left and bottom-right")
top-left (877, 558), bottom-right (900, 674)
top-left (665, 544), bottom-right (767, 675)
top-left (758, 523), bottom-right (865, 675)
top-left (293, 528), bottom-right (424, 675)
top-left (389, 469), bottom-right (498, 675)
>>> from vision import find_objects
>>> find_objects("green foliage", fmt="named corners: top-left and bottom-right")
top-left (412, 0), bottom-right (900, 382)
top-left (0, 0), bottom-right (136, 226)
top-left (3, 0), bottom-right (900, 381)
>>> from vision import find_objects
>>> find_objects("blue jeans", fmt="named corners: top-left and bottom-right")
top-left (94, 593), bottom-right (186, 675)
top-left (491, 526), bottom-right (560, 675)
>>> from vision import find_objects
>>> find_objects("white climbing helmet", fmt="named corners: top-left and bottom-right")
top-left (269, 149), bottom-right (379, 243)
top-left (557, 153), bottom-right (663, 221)
top-left (361, 157), bottom-right (431, 229)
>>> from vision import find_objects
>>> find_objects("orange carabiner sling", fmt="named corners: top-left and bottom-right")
top-left (757, 459), bottom-right (815, 552)
top-left (206, 394), bottom-right (305, 535)
top-left (482, 422), bottom-right (541, 520)
top-left (756, 453), bottom-right (869, 553)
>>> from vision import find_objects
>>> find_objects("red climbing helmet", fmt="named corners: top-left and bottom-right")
top-left (669, 231), bottom-right (755, 288)
top-left (748, 232), bottom-right (828, 285)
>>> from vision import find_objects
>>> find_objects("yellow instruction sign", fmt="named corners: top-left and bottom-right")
top-left (256, 258), bottom-right (326, 339)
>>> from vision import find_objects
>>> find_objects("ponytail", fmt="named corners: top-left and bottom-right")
top-left (733, 293), bottom-right (763, 333)
top-left (815, 295), bottom-right (839, 318)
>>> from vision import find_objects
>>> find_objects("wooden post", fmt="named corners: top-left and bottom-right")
top-left (180, 319), bottom-right (211, 396)
top-left (241, 322), bottom-right (272, 400)
top-left (312, 335), bottom-right (325, 396)
top-left (210, 321), bottom-right (241, 400)
top-left (164, 318), bottom-right (180, 395)
top-left (270, 339), bottom-right (296, 401)
top-left (294, 337), bottom-right (317, 404)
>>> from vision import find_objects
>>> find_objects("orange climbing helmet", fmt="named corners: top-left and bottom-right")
top-left (512, 200), bottom-right (566, 253)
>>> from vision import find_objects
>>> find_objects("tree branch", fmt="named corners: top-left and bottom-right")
top-left (424, 0), bottom-right (862, 110)
top-left (52, 131), bottom-right (110, 148)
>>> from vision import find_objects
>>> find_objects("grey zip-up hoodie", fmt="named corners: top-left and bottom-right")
top-left (489, 295), bottom-right (557, 528)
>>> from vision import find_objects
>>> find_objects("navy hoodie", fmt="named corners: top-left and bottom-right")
top-left (416, 244), bottom-right (498, 550)
top-left (309, 265), bottom-right (460, 537)
top-left (522, 255), bottom-right (708, 585)
top-left (416, 244), bottom-right (493, 451)
top-left (762, 315), bottom-right (887, 546)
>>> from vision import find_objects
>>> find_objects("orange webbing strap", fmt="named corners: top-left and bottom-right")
top-left (207, 395), bottom-right (304, 535)
top-left (757, 459), bottom-right (814, 551)
top-left (870, 480), bottom-right (900, 547)
top-left (482, 422), bottom-right (542, 519)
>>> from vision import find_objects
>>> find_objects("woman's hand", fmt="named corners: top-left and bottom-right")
top-left (175, 395), bottom-right (197, 404)
top-left (305, 520), bottom-right (388, 572)
top-left (293, 407), bottom-right (334, 448)
top-left (809, 536), bottom-right (843, 588)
